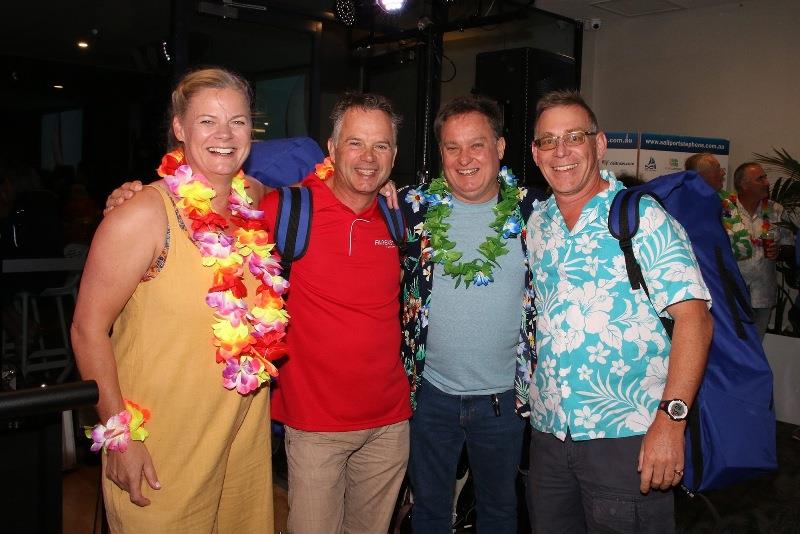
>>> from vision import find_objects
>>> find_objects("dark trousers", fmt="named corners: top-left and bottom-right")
top-left (409, 379), bottom-right (525, 534)
top-left (527, 429), bottom-right (675, 534)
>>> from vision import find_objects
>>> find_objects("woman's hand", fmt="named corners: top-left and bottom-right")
top-left (105, 441), bottom-right (161, 507)
top-left (104, 181), bottom-right (143, 215)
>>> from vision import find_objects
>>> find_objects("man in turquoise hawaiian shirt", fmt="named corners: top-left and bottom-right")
top-left (524, 90), bottom-right (713, 533)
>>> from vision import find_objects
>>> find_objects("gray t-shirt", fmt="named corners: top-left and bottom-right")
top-left (424, 196), bottom-right (524, 395)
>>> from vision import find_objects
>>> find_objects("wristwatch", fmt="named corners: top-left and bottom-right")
top-left (658, 399), bottom-right (689, 421)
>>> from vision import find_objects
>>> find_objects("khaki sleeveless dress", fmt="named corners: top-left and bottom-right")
top-left (103, 184), bottom-right (273, 533)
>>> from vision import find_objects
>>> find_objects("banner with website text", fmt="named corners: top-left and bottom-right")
top-left (602, 131), bottom-right (639, 180)
top-left (638, 133), bottom-right (730, 182)
top-left (601, 132), bottom-right (730, 184)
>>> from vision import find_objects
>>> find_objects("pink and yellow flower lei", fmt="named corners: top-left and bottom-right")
top-left (86, 400), bottom-right (150, 453)
top-left (158, 150), bottom-right (289, 395)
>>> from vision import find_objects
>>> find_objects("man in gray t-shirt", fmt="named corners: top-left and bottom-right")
top-left (399, 95), bottom-right (541, 533)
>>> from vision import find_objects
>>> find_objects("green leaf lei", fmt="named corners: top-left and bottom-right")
top-left (423, 167), bottom-right (523, 288)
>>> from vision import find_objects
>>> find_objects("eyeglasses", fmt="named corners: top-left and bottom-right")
top-left (533, 131), bottom-right (597, 151)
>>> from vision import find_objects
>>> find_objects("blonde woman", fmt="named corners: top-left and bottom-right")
top-left (72, 67), bottom-right (288, 532)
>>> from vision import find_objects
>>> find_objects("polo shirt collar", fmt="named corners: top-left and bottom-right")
top-left (302, 172), bottom-right (381, 217)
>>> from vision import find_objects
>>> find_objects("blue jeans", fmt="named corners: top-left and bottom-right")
top-left (409, 379), bottom-right (525, 533)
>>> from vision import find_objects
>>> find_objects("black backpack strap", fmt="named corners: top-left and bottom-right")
top-left (715, 246), bottom-right (755, 339)
top-left (608, 189), bottom-right (675, 336)
top-left (376, 195), bottom-right (407, 248)
top-left (688, 401), bottom-right (704, 489)
top-left (274, 186), bottom-right (313, 278)
top-left (608, 189), bottom-right (649, 295)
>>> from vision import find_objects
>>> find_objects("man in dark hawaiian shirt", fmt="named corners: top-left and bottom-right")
top-left (399, 95), bottom-right (543, 533)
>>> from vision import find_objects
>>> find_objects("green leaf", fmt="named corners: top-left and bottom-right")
top-left (420, 172), bottom-right (522, 289)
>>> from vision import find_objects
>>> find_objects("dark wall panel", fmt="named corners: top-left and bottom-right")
top-left (475, 47), bottom-right (577, 190)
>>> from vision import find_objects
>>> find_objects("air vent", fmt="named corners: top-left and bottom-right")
top-left (590, 0), bottom-right (684, 17)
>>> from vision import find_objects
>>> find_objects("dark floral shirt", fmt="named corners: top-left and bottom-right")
top-left (399, 182), bottom-right (542, 410)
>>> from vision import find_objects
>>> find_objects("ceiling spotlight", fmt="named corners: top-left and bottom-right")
top-left (53, 85), bottom-right (64, 89)
top-left (161, 41), bottom-right (172, 62)
top-left (334, 0), bottom-right (357, 27)
top-left (377, 0), bottom-right (404, 12)
top-left (77, 41), bottom-right (89, 49)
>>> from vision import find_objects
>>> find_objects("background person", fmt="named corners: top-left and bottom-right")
top-left (732, 161), bottom-right (794, 339)
top-left (71, 67), bottom-right (287, 532)
top-left (685, 152), bottom-right (753, 260)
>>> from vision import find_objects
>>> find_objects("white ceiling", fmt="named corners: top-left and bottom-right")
top-left (535, 0), bottom-right (759, 22)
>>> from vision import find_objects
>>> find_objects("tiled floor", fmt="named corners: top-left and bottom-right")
top-left (63, 464), bottom-right (289, 533)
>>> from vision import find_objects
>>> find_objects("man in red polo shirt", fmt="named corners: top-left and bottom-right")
top-left (263, 93), bottom-right (411, 534)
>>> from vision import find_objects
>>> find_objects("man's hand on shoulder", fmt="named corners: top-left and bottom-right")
top-left (380, 180), bottom-right (398, 209)
top-left (104, 180), bottom-right (144, 216)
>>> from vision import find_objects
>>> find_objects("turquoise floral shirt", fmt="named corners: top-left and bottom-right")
top-left (525, 171), bottom-right (710, 441)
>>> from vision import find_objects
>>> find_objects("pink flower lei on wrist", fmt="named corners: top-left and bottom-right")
top-left (158, 149), bottom-right (290, 395)
top-left (86, 400), bottom-right (150, 453)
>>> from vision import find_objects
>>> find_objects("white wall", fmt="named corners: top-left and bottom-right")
top-left (584, 0), bottom-right (799, 180)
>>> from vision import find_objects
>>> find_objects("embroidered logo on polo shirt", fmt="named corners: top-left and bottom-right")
top-left (374, 239), bottom-right (396, 248)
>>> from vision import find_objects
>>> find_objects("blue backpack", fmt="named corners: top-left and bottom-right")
top-left (608, 170), bottom-right (777, 493)
top-left (244, 138), bottom-right (325, 188)
top-left (273, 186), bottom-right (406, 278)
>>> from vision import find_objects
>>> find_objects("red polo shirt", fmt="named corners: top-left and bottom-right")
top-left (263, 174), bottom-right (411, 431)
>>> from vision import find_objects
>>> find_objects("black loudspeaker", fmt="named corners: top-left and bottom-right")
top-left (475, 47), bottom-right (577, 190)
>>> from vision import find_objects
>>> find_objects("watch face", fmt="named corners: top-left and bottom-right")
top-left (667, 400), bottom-right (688, 419)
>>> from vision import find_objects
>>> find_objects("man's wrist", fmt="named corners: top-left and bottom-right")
top-left (657, 398), bottom-right (690, 422)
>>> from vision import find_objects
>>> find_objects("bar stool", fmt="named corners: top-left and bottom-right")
top-left (17, 270), bottom-right (79, 383)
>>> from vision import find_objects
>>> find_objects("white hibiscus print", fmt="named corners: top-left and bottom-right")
top-left (573, 406), bottom-right (601, 429)
top-left (639, 204), bottom-right (668, 235)
top-left (540, 356), bottom-right (557, 376)
top-left (607, 254), bottom-right (629, 282)
top-left (564, 282), bottom-right (613, 335)
top-left (582, 255), bottom-right (600, 277)
top-left (550, 324), bottom-right (585, 355)
top-left (540, 377), bottom-right (561, 412)
top-left (622, 303), bottom-right (666, 358)
top-left (611, 359), bottom-right (630, 376)
top-left (587, 342), bottom-right (610, 365)
top-left (575, 233), bottom-right (599, 254)
top-left (577, 364), bottom-right (593, 380)
top-left (624, 405), bottom-right (654, 433)
top-left (641, 356), bottom-right (668, 399)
